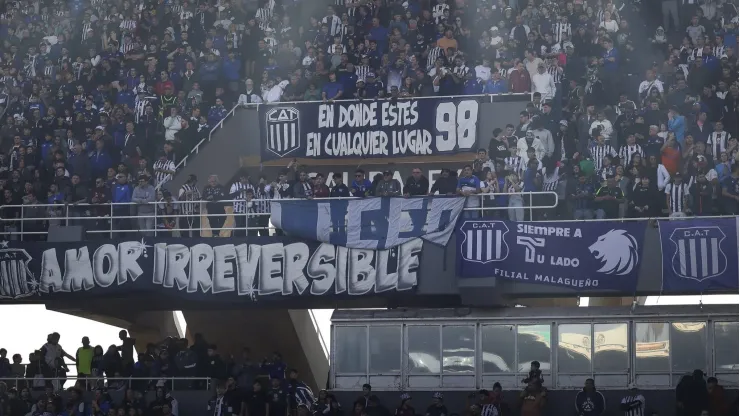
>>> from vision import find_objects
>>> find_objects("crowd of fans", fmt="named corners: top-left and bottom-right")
top-left (2, 341), bottom-right (736, 416)
top-left (0, 332), bottom-right (320, 416)
top-left (0, 0), bottom-right (738, 237)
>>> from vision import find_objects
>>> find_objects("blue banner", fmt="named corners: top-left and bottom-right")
top-left (658, 218), bottom-right (739, 293)
top-left (456, 220), bottom-right (647, 291)
top-left (271, 197), bottom-right (465, 249)
top-left (259, 98), bottom-right (482, 160)
top-left (0, 237), bottom-right (422, 303)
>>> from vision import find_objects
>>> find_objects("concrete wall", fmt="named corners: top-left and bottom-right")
top-left (332, 389), bottom-right (739, 416)
top-left (182, 309), bottom-right (328, 391)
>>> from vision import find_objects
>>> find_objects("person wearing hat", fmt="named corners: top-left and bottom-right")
top-left (132, 173), bottom-right (157, 235)
top-left (375, 170), bottom-right (402, 196)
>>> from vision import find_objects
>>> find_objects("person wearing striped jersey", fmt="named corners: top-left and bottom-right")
top-left (664, 172), bottom-right (690, 217)
top-left (620, 384), bottom-right (645, 416)
top-left (707, 121), bottom-right (731, 164)
top-left (619, 134), bottom-right (645, 168)
top-left (229, 174), bottom-right (254, 237)
top-left (178, 175), bottom-right (201, 237)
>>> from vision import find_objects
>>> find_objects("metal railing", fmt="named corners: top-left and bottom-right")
top-left (0, 192), bottom-right (558, 240)
top-left (0, 376), bottom-right (212, 391)
top-left (155, 92), bottom-right (532, 190)
top-left (247, 92), bottom-right (532, 107)
top-left (155, 103), bottom-right (241, 190)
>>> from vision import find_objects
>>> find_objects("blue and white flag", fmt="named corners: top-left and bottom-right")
top-left (456, 220), bottom-right (647, 291)
top-left (271, 197), bottom-right (465, 249)
top-left (658, 218), bottom-right (739, 293)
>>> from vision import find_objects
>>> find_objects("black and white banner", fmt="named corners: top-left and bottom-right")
top-left (0, 238), bottom-right (421, 303)
top-left (259, 98), bottom-right (482, 161)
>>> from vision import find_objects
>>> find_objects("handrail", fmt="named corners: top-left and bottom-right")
top-left (0, 193), bottom-right (559, 239)
top-left (155, 103), bottom-right (241, 191)
top-left (243, 92), bottom-right (531, 107)
top-left (0, 376), bottom-right (212, 391)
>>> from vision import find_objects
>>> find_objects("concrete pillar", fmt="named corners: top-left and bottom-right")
top-left (182, 309), bottom-right (328, 391)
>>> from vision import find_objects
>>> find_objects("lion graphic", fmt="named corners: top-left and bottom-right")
top-left (588, 229), bottom-right (639, 275)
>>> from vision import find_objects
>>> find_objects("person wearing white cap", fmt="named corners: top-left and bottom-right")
top-left (620, 383), bottom-right (645, 416)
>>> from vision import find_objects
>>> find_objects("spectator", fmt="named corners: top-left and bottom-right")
top-left (665, 173), bottom-right (690, 217)
top-left (132, 175), bottom-right (157, 235)
top-left (293, 171), bottom-right (314, 199)
top-left (594, 176), bottom-right (625, 219)
top-left (620, 384), bottom-right (645, 416)
top-left (519, 381), bottom-right (546, 416)
top-left (375, 171), bottom-right (402, 197)
top-left (75, 337), bottom-right (94, 380)
top-left (575, 379), bottom-right (605, 416)
top-left (203, 175), bottom-right (227, 236)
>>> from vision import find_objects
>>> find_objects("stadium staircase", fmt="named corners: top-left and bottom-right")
top-left (158, 105), bottom-right (260, 192)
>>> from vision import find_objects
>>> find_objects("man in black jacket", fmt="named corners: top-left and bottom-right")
top-left (202, 174), bottom-right (227, 236)
top-left (429, 169), bottom-right (457, 195)
top-left (575, 378), bottom-right (605, 416)
top-left (404, 168), bottom-right (429, 196)
top-left (629, 176), bottom-right (659, 217)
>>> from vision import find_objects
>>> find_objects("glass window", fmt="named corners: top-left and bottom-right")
top-left (408, 326), bottom-right (441, 373)
top-left (714, 322), bottom-right (739, 372)
top-left (442, 326), bottom-right (475, 373)
top-left (671, 322), bottom-right (706, 371)
top-left (557, 324), bottom-right (592, 373)
top-left (593, 323), bottom-right (628, 372)
top-left (635, 322), bottom-right (669, 372)
top-left (517, 324), bottom-right (551, 373)
top-left (369, 326), bottom-right (401, 373)
top-left (481, 325), bottom-right (515, 373)
top-left (335, 326), bottom-right (367, 373)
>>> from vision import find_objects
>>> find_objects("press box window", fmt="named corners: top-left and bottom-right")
top-left (335, 326), bottom-right (367, 374)
top-left (369, 326), bottom-right (401, 373)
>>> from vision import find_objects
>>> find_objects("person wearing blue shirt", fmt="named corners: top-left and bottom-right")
top-left (40, 133), bottom-right (55, 162)
top-left (368, 18), bottom-right (389, 55)
top-left (339, 62), bottom-right (358, 98)
top-left (89, 140), bottom-right (113, 180)
top-left (716, 151), bottom-right (732, 183)
top-left (601, 38), bottom-right (619, 73)
top-left (322, 71), bottom-right (344, 101)
top-left (112, 174), bottom-right (133, 233)
top-left (222, 51), bottom-right (242, 86)
top-left (364, 73), bottom-right (384, 98)
top-left (721, 163), bottom-right (739, 215)
top-left (457, 165), bottom-right (483, 218)
top-left (116, 83), bottom-right (136, 110)
top-left (207, 98), bottom-right (227, 126)
top-left (667, 106), bottom-right (686, 145)
top-left (483, 72), bottom-right (509, 94)
top-left (522, 159), bottom-right (540, 192)
top-left (463, 72), bottom-right (482, 95)
top-left (351, 169), bottom-right (373, 197)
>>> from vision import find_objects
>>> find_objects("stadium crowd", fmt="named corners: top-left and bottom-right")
top-left (0, 332), bottom-right (319, 416)
top-left (0, 0), bottom-right (737, 238)
top-left (0, 338), bottom-right (736, 416)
